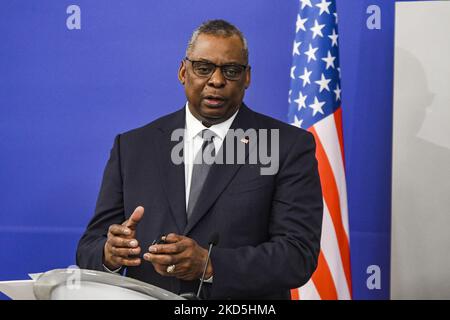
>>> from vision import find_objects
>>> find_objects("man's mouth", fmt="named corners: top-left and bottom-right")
top-left (203, 95), bottom-right (226, 107)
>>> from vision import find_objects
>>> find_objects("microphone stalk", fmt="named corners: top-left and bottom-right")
top-left (180, 232), bottom-right (219, 300)
top-left (197, 242), bottom-right (214, 298)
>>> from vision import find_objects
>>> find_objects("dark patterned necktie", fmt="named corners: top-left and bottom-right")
top-left (187, 129), bottom-right (216, 220)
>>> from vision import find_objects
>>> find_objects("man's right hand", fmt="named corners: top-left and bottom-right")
top-left (103, 206), bottom-right (144, 270)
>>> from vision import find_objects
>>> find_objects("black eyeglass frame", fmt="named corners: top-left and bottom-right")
top-left (184, 57), bottom-right (249, 81)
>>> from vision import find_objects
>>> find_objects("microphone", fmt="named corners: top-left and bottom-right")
top-left (180, 232), bottom-right (220, 300)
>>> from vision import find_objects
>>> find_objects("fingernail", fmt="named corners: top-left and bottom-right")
top-left (149, 246), bottom-right (157, 253)
top-left (143, 254), bottom-right (150, 260)
top-left (124, 228), bottom-right (131, 235)
top-left (130, 240), bottom-right (137, 247)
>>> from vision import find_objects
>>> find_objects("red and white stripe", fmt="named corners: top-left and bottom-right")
top-left (291, 108), bottom-right (352, 300)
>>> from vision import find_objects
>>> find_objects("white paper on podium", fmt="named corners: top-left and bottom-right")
top-left (28, 273), bottom-right (43, 280)
top-left (0, 280), bottom-right (36, 300)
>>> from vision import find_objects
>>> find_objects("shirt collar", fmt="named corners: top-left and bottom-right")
top-left (185, 102), bottom-right (239, 142)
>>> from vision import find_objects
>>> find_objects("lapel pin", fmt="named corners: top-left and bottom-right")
top-left (240, 137), bottom-right (249, 144)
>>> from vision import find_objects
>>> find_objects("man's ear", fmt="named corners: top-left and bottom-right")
top-left (178, 61), bottom-right (186, 85)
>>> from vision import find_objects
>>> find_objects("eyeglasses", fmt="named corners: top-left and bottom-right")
top-left (184, 57), bottom-right (248, 81)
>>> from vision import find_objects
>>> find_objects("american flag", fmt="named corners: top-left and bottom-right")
top-left (288, 0), bottom-right (352, 300)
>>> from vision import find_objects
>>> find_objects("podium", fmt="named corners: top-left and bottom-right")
top-left (0, 268), bottom-right (185, 300)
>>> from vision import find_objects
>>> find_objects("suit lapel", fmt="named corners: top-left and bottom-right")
top-left (155, 108), bottom-right (187, 233)
top-left (183, 105), bottom-right (258, 235)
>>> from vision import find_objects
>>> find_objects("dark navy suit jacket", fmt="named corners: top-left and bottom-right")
top-left (76, 104), bottom-right (323, 299)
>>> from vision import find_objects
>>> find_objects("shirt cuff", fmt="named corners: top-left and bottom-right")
top-left (204, 275), bottom-right (213, 283)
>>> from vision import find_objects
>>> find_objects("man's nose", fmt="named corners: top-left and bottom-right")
top-left (207, 67), bottom-right (226, 88)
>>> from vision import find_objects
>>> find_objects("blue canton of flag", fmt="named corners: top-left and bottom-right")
top-left (288, 0), bottom-right (341, 130)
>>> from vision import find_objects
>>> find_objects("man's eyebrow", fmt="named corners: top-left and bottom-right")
top-left (189, 57), bottom-right (213, 63)
top-left (192, 58), bottom-right (245, 65)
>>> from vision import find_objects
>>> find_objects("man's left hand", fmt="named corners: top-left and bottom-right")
top-left (143, 233), bottom-right (213, 281)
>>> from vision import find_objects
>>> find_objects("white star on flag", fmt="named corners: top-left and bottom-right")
top-left (316, 0), bottom-right (332, 15)
top-left (296, 14), bottom-right (308, 33)
top-left (334, 83), bottom-right (341, 101)
top-left (290, 66), bottom-right (296, 79)
top-left (321, 50), bottom-right (336, 69)
top-left (315, 73), bottom-right (331, 92)
top-left (304, 44), bottom-right (318, 62)
top-left (309, 97), bottom-right (326, 116)
top-left (293, 41), bottom-right (301, 56)
top-left (294, 91), bottom-right (308, 111)
top-left (310, 19), bottom-right (325, 39)
top-left (300, 0), bottom-right (312, 10)
top-left (291, 115), bottom-right (303, 128)
top-left (299, 67), bottom-right (312, 87)
top-left (329, 29), bottom-right (338, 47)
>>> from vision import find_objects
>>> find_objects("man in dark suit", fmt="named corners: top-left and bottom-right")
top-left (76, 19), bottom-right (323, 299)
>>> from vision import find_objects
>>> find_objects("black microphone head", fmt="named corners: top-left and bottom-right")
top-left (208, 232), bottom-right (220, 246)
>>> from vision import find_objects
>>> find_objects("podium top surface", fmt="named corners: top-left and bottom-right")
top-left (33, 268), bottom-right (185, 300)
